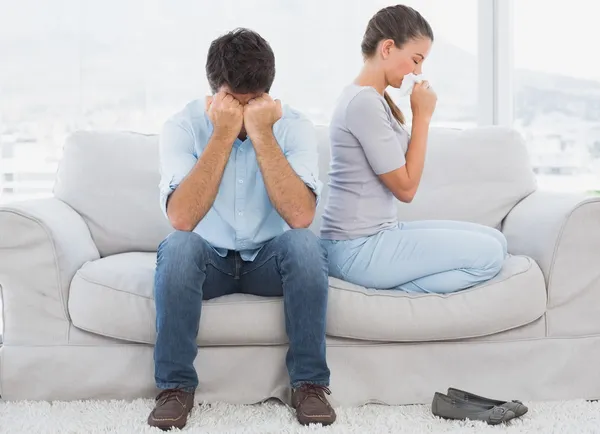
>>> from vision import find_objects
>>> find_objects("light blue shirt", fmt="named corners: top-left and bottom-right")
top-left (159, 99), bottom-right (322, 261)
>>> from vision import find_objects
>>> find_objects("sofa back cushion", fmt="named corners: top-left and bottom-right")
top-left (398, 126), bottom-right (536, 227)
top-left (310, 125), bottom-right (537, 234)
top-left (55, 125), bottom-right (536, 256)
top-left (54, 131), bottom-right (171, 256)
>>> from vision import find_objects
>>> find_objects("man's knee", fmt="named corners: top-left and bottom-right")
top-left (277, 229), bottom-right (323, 258)
top-left (275, 230), bottom-right (329, 297)
top-left (157, 230), bottom-right (211, 268)
top-left (155, 231), bottom-right (211, 302)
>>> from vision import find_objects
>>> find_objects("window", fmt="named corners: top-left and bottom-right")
top-left (513, 0), bottom-right (600, 193)
top-left (389, 0), bottom-right (479, 128)
top-left (1, 0), bottom-right (479, 203)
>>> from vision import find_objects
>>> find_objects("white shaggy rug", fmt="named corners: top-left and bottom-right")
top-left (0, 399), bottom-right (599, 434)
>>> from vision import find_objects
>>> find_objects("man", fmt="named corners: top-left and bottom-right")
top-left (148, 28), bottom-right (335, 430)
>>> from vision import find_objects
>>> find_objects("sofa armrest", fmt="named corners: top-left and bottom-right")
top-left (502, 191), bottom-right (600, 337)
top-left (0, 198), bottom-right (100, 345)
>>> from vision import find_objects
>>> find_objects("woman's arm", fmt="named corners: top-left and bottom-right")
top-left (378, 115), bottom-right (430, 203)
top-left (375, 81), bottom-right (437, 203)
top-left (344, 85), bottom-right (436, 203)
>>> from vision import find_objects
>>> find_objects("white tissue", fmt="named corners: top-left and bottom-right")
top-left (396, 73), bottom-right (427, 97)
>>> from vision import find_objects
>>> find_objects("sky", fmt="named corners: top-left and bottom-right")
top-left (0, 0), bottom-right (599, 81)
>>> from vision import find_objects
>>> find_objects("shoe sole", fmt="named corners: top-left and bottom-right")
top-left (298, 418), bottom-right (336, 426)
top-left (297, 411), bottom-right (337, 426)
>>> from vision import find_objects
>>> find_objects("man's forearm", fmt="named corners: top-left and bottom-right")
top-left (166, 135), bottom-right (234, 231)
top-left (251, 132), bottom-right (316, 229)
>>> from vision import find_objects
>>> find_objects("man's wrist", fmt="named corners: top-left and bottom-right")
top-left (210, 129), bottom-right (237, 147)
top-left (247, 126), bottom-right (275, 144)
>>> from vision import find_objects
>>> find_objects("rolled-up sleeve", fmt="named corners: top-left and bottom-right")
top-left (158, 118), bottom-right (197, 217)
top-left (284, 117), bottom-right (323, 204)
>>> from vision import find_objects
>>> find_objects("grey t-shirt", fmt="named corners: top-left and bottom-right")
top-left (320, 84), bottom-right (409, 240)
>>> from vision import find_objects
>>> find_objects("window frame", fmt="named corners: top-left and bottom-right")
top-left (478, 0), bottom-right (513, 127)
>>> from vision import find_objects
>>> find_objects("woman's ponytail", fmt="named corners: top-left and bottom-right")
top-left (384, 91), bottom-right (405, 125)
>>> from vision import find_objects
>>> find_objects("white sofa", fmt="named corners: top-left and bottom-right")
top-left (1, 125), bottom-right (600, 405)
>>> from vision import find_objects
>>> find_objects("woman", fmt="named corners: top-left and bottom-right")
top-left (320, 5), bottom-right (507, 294)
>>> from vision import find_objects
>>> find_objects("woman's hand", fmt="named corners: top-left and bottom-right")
top-left (410, 80), bottom-right (437, 122)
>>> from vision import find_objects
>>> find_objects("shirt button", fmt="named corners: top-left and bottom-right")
top-left (238, 179), bottom-right (244, 184)
top-left (238, 211), bottom-right (244, 216)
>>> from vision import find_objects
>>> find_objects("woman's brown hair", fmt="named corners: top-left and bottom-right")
top-left (361, 5), bottom-right (433, 124)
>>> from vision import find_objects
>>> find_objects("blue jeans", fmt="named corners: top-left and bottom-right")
top-left (322, 220), bottom-right (507, 294)
top-left (153, 228), bottom-right (330, 393)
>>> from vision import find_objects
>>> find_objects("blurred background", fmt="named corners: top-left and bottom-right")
top-left (1, 0), bottom-right (600, 204)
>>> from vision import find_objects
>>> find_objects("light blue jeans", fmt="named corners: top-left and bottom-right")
top-left (322, 220), bottom-right (507, 294)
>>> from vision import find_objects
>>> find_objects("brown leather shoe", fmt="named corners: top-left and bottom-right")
top-left (147, 388), bottom-right (195, 431)
top-left (292, 384), bottom-right (336, 426)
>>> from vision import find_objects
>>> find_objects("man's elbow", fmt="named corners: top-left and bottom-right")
top-left (167, 210), bottom-right (196, 232)
top-left (172, 220), bottom-right (195, 232)
top-left (289, 219), bottom-right (312, 229)
top-left (170, 217), bottom-right (195, 232)
top-left (288, 209), bottom-right (315, 229)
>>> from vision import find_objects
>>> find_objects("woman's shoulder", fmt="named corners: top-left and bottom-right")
top-left (340, 84), bottom-right (387, 111)
top-left (330, 85), bottom-right (393, 137)
top-left (338, 84), bottom-right (388, 119)
top-left (335, 85), bottom-right (392, 127)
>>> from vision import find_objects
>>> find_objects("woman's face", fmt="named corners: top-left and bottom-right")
top-left (382, 37), bottom-right (432, 88)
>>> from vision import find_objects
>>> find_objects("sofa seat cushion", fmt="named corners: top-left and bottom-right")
top-left (68, 252), bottom-right (547, 346)
top-left (68, 252), bottom-right (287, 346)
top-left (326, 255), bottom-right (547, 342)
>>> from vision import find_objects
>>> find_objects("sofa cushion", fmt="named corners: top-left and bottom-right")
top-left (393, 126), bottom-right (537, 228)
top-left (325, 255), bottom-right (547, 342)
top-left (68, 252), bottom-right (546, 345)
top-left (68, 252), bottom-right (287, 346)
top-left (309, 126), bottom-right (536, 235)
top-left (54, 131), bottom-right (172, 257)
top-left (55, 126), bottom-right (535, 256)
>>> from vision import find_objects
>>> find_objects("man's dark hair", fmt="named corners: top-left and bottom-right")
top-left (206, 28), bottom-right (276, 94)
